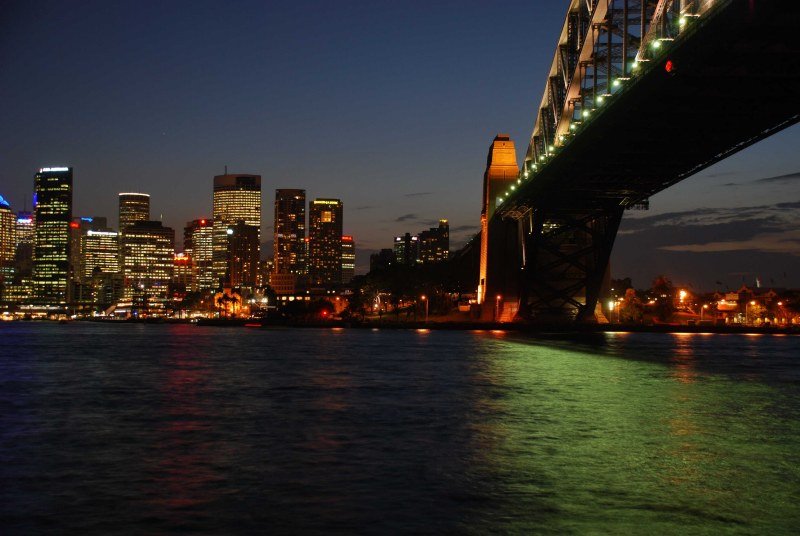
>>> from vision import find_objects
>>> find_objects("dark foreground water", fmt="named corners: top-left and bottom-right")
top-left (1, 324), bottom-right (799, 534)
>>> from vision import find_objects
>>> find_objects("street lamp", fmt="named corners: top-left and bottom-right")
top-left (495, 295), bottom-right (502, 322)
top-left (701, 303), bottom-right (709, 322)
top-left (421, 295), bottom-right (428, 323)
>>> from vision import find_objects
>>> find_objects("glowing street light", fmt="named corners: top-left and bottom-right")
top-left (701, 303), bottom-right (709, 322)
top-left (495, 295), bottom-right (502, 322)
top-left (421, 295), bottom-right (428, 323)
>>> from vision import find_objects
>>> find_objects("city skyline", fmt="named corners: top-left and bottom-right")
top-left (2, 1), bottom-right (799, 288)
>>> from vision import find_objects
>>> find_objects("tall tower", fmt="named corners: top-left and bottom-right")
top-left (118, 193), bottom-right (150, 230)
top-left (308, 199), bottom-right (343, 286)
top-left (184, 218), bottom-right (214, 290)
top-left (0, 195), bottom-right (16, 291)
top-left (32, 167), bottom-right (73, 306)
top-left (226, 221), bottom-right (260, 289)
top-left (341, 235), bottom-right (355, 284)
top-left (120, 220), bottom-right (175, 311)
top-left (212, 174), bottom-right (261, 287)
top-left (273, 189), bottom-right (306, 275)
top-left (478, 135), bottom-right (518, 304)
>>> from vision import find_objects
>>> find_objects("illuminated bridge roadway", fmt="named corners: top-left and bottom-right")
top-left (468, 0), bottom-right (800, 322)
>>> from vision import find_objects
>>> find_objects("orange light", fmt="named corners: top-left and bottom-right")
top-left (69, 222), bottom-right (79, 228)
top-left (750, 301), bottom-right (756, 306)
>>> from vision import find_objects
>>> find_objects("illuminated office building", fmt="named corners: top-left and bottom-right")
top-left (341, 235), bottom-right (355, 284)
top-left (418, 219), bottom-right (450, 264)
top-left (121, 220), bottom-right (175, 308)
top-left (69, 217), bottom-right (108, 283)
top-left (0, 195), bottom-right (16, 294)
top-left (118, 193), bottom-right (150, 230)
top-left (14, 210), bottom-right (34, 276)
top-left (81, 227), bottom-right (119, 281)
top-left (212, 174), bottom-right (261, 285)
top-left (82, 227), bottom-right (122, 308)
top-left (173, 253), bottom-right (194, 294)
top-left (308, 199), bottom-right (343, 286)
top-left (32, 167), bottom-right (73, 305)
top-left (394, 233), bottom-right (419, 265)
top-left (274, 189), bottom-right (306, 275)
top-left (184, 218), bottom-right (214, 290)
top-left (226, 222), bottom-right (259, 289)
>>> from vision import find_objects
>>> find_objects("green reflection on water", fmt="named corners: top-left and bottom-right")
top-left (464, 333), bottom-right (800, 534)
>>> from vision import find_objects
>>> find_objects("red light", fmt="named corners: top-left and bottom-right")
top-left (665, 60), bottom-right (674, 73)
top-left (69, 222), bottom-right (79, 228)
top-left (200, 219), bottom-right (206, 224)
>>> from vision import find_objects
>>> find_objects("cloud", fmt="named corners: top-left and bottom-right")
top-left (395, 213), bottom-right (417, 222)
top-left (354, 205), bottom-right (375, 211)
top-left (621, 201), bottom-right (800, 233)
top-left (404, 192), bottom-right (433, 197)
top-left (451, 224), bottom-right (479, 232)
top-left (659, 229), bottom-right (800, 255)
top-left (702, 171), bottom-right (737, 178)
top-left (751, 171), bottom-right (800, 184)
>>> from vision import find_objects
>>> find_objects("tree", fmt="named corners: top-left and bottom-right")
top-left (651, 275), bottom-right (675, 322)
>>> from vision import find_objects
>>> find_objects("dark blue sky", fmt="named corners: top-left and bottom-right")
top-left (2, 0), bottom-right (799, 287)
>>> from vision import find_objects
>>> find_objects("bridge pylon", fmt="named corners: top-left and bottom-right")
top-left (478, 135), bottom-right (520, 319)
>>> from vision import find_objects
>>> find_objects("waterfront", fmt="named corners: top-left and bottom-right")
top-left (1, 324), bottom-right (799, 534)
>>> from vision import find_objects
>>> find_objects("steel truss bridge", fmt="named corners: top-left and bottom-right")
top-left (475, 0), bottom-right (800, 322)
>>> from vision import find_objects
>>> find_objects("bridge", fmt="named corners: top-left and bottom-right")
top-left (470, 0), bottom-right (800, 322)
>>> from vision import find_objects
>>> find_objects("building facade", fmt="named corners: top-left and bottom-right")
top-left (121, 220), bottom-right (175, 310)
top-left (226, 222), bottom-right (260, 289)
top-left (393, 232), bottom-right (418, 265)
top-left (32, 167), bottom-right (73, 306)
top-left (118, 193), bottom-right (150, 230)
top-left (184, 218), bottom-right (214, 290)
top-left (369, 248), bottom-right (394, 272)
top-left (341, 235), bottom-right (355, 284)
top-left (418, 219), bottom-right (450, 264)
top-left (273, 189), bottom-right (306, 275)
top-left (212, 174), bottom-right (261, 285)
top-left (308, 199), bottom-right (343, 286)
top-left (0, 195), bottom-right (16, 300)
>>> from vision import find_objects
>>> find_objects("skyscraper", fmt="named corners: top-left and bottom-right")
top-left (273, 189), bottom-right (306, 275)
top-left (69, 217), bottom-right (112, 304)
top-left (32, 167), bottom-right (73, 305)
top-left (226, 222), bottom-right (260, 289)
top-left (308, 199), bottom-right (343, 286)
top-left (394, 233), bottom-right (418, 265)
top-left (121, 220), bottom-right (175, 310)
top-left (184, 218), bottom-right (215, 290)
top-left (0, 195), bottom-right (16, 293)
top-left (212, 174), bottom-right (261, 286)
top-left (118, 193), bottom-right (150, 230)
top-left (418, 219), bottom-right (450, 264)
top-left (341, 235), bottom-right (355, 284)
top-left (10, 210), bottom-right (34, 303)
top-left (82, 228), bottom-right (122, 308)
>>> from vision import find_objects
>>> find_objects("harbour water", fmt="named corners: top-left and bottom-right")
top-left (1, 323), bottom-right (799, 533)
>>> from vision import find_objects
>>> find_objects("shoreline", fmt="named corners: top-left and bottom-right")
top-left (5, 317), bottom-right (795, 335)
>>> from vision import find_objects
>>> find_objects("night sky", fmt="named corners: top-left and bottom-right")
top-left (2, 0), bottom-right (799, 288)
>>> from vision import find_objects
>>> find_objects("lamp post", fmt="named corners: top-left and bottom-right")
top-left (421, 295), bottom-right (428, 323)
top-left (495, 295), bottom-right (502, 322)
top-left (701, 303), bottom-right (709, 322)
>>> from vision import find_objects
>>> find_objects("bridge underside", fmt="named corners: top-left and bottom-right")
top-left (492, 0), bottom-right (800, 322)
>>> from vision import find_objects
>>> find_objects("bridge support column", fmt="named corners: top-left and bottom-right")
top-left (518, 206), bottom-right (623, 323)
top-left (478, 134), bottom-right (520, 312)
